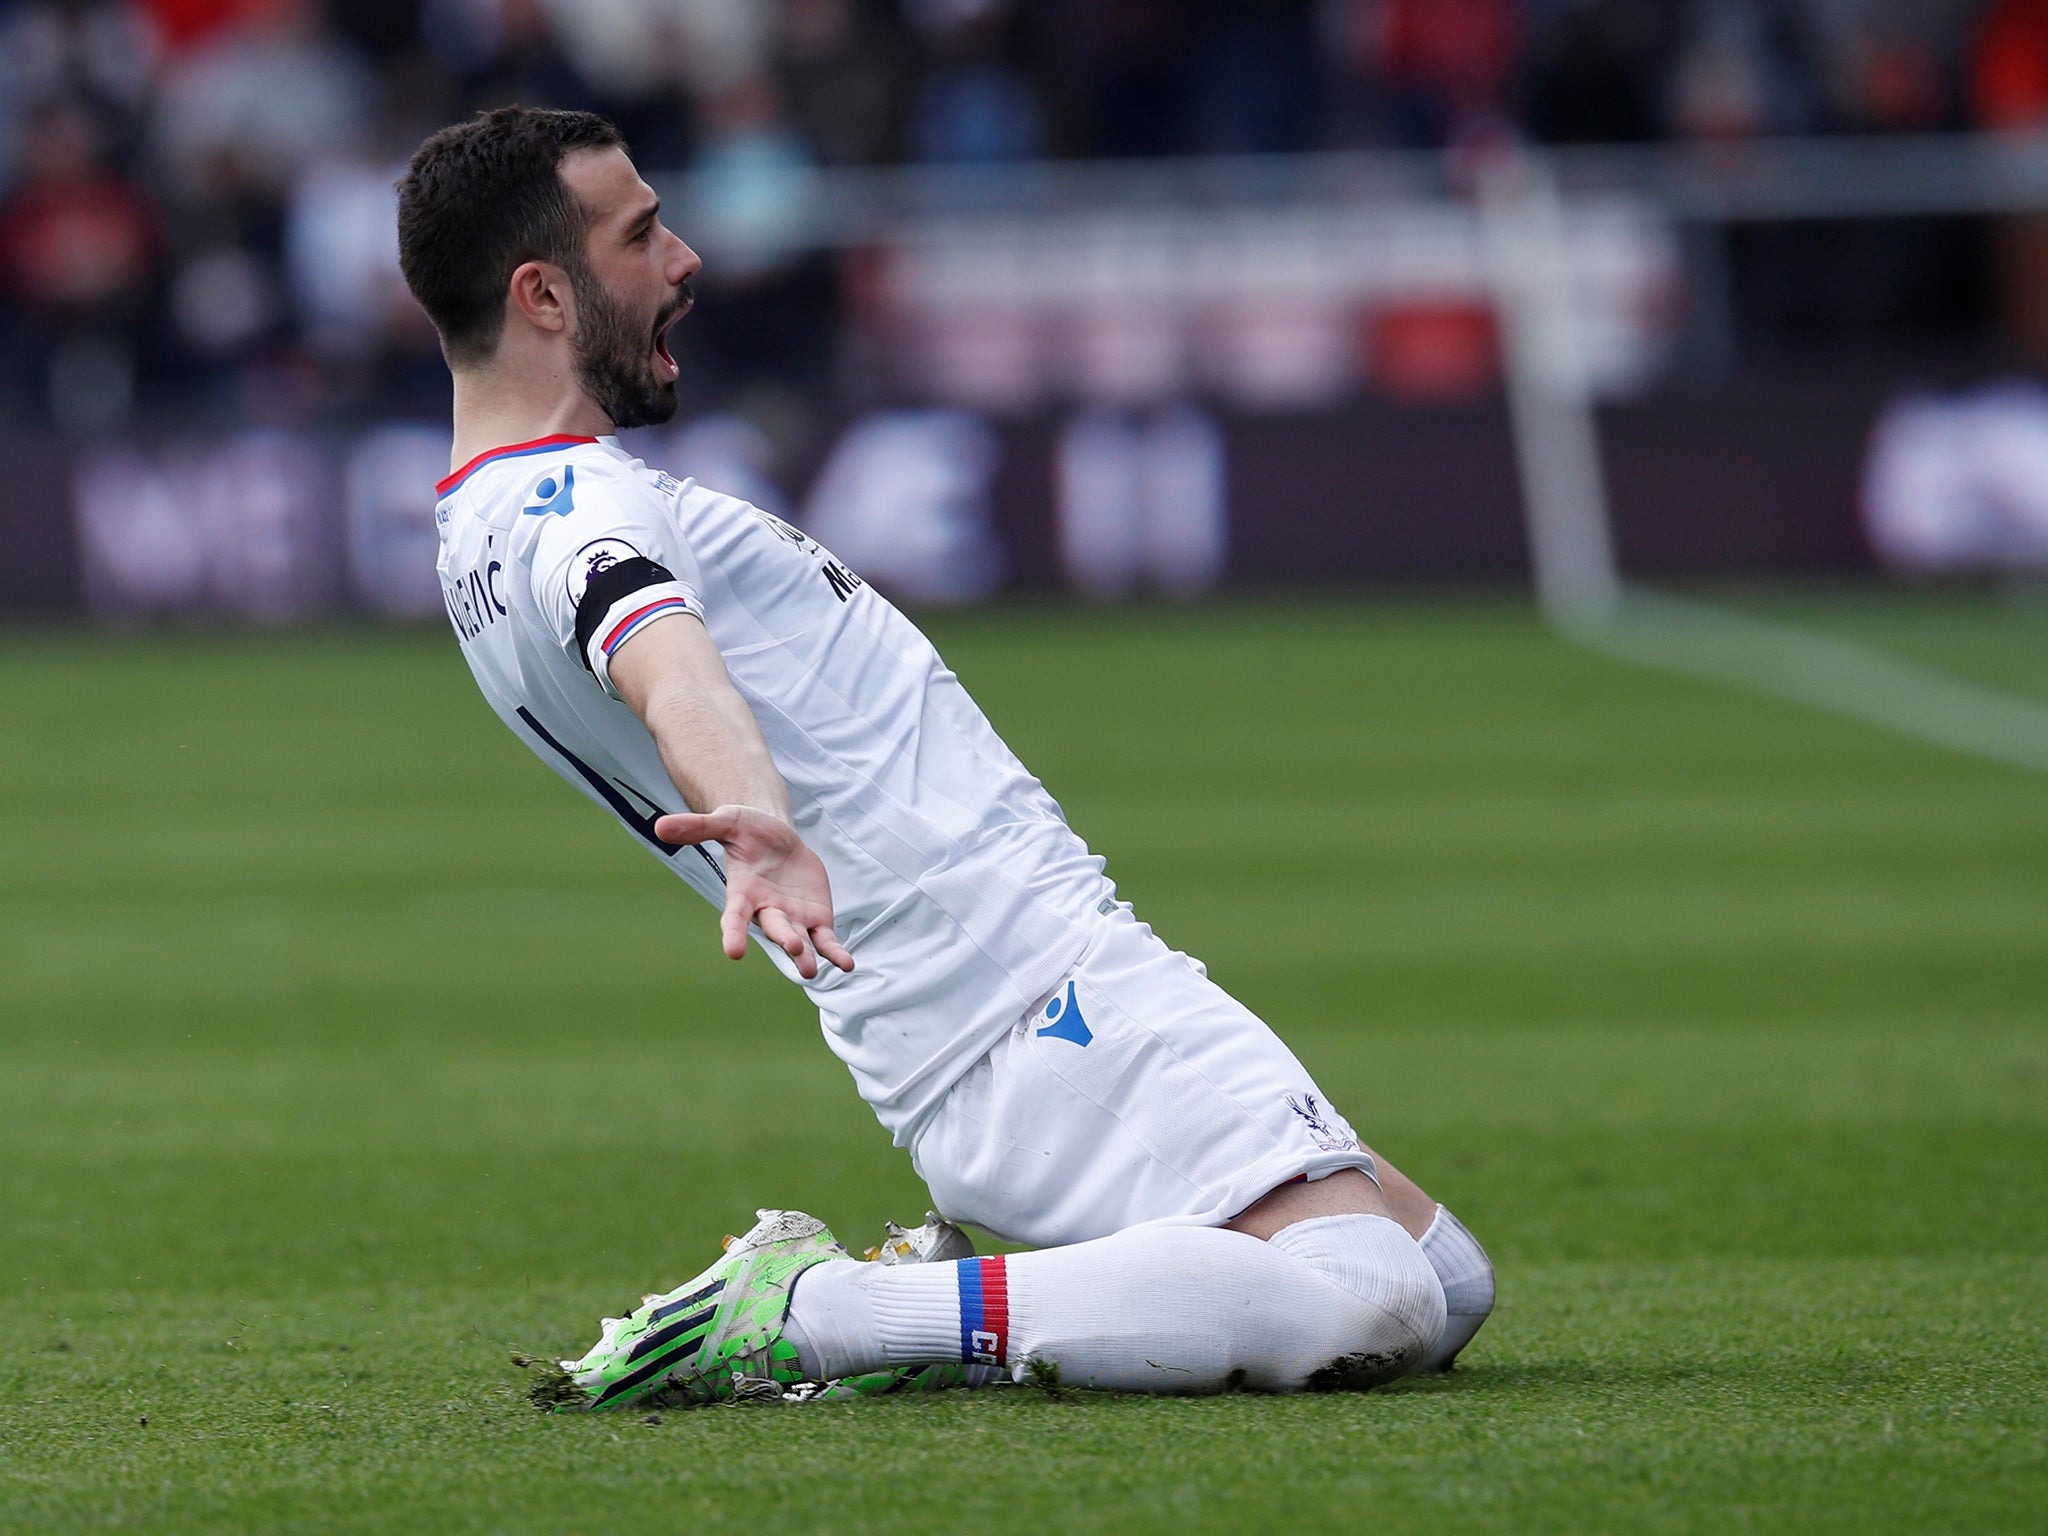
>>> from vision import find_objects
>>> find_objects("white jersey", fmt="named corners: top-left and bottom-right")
top-left (434, 434), bottom-right (1111, 1142)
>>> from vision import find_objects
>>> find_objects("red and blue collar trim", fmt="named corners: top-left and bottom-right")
top-left (436, 434), bottom-right (598, 496)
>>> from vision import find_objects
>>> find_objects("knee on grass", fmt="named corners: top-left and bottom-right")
top-left (1263, 1213), bottom-right (1448, 1391)
top-left (1417, 1205), bottom-right (1495, 1372)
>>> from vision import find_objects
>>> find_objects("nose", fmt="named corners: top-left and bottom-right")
top-left (668, 232), bottom-right (701, 285)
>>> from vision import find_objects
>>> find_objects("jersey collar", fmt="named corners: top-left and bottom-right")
top-left (436, 434), bottom-right (599, 496)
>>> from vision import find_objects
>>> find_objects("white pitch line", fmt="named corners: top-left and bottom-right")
top-left (1577, 586), bottom-right (2048, 775)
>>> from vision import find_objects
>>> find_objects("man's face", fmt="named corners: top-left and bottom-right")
top-left (558, 147), bottom-right (701, 430)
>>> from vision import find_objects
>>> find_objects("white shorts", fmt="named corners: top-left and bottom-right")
top-left (909, 908), bottom-right (1377, 1250)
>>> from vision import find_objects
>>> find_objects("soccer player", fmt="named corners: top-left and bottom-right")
top-left (398, 107), bottom-right (1493, 1408)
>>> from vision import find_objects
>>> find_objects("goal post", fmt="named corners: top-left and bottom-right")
top-left (1477, 150), bottom-right (1623, 633)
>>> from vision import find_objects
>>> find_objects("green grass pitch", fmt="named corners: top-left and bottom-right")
top-left (1, 592), bottom-right (2043, 1533)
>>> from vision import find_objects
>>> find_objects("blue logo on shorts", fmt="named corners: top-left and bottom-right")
top-left (1037, 981), bottom-right (1092, 1047)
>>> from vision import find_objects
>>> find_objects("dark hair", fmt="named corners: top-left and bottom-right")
top-left (397, 107), bottom-right (627, 366)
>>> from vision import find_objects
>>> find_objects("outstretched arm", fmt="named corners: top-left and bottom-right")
top-left (607, 615), bottom-right (854, 980)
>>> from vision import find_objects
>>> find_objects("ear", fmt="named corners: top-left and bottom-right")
top-left (507, 259), bottom-right (571, 336)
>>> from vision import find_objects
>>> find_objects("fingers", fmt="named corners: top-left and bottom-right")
top-left (655, 809), bottom-right (726, 846)
top-left (680, 809), bottom-right (843, 980)
top-left (757, 905), bottom-right (819, 980)
top-left (812, 924), bottom-right (855, 973)
top-left (713, 897), bottom-right (849, 979)
top-left (719, 898), bottom-right (752, 962)
top-left (657, 805), bottom-right (796, 852)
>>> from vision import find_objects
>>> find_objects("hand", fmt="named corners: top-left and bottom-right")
top-left (653, 805), bottom-right (855, 980)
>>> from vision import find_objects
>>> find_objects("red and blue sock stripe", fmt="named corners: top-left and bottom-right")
top-left (955, 1255), bottom-right (1009, 1366)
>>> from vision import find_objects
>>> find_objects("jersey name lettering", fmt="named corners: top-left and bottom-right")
top-left (443, 559), bottom-right (506, 641)
top-left (822, 557), bottom-right (863, 602)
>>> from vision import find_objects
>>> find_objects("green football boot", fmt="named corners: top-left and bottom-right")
top-left (552, 1208), bottom-right (852, 1412)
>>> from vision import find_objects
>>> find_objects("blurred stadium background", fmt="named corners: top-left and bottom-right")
top-left (6, 0), bottom-right (2048, 619)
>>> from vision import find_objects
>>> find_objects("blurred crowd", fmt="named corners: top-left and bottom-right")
top-left (4, 0), bottom-right (2048, 441)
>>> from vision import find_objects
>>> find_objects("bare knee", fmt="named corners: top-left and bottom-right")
top-left (1359, 1146), bottom-right (1439, 1240)
top-left (1227, 1144), bottom-right (1441, 1242)
top-left (1226, 1168), bottom-right (1390, 1240)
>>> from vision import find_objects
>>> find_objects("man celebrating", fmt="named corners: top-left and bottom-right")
top-left (398, 107), bottom-right (1493, 1409)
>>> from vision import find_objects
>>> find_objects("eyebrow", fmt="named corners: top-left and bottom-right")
top-left (626, 199), bottom-right (659, 236)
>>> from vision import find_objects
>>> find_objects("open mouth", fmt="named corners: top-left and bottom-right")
top-left (652, 288), bottom-right (692, 381)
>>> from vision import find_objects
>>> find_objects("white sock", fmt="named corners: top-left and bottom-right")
top-left (1265, 1212), bottom-right (1446, 1382)
top-left (783, 1259), bottom-right (890, 1379)
top-left (786, 1214), bottom-right (1444, 1393)
top-left (1417, 1205), bottom-right (1494, 1371)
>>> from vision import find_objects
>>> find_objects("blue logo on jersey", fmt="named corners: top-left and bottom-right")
top-left (521, 465), bottom-right (576, 517)
top-left (1037, 982), bottom-right (1092, 1047)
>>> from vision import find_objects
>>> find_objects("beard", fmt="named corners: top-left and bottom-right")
top-left (570, 272), bottom-right (688, 431)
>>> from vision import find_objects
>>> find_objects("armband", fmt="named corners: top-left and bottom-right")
top-left (574, 555), bottom-right (684, 673)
